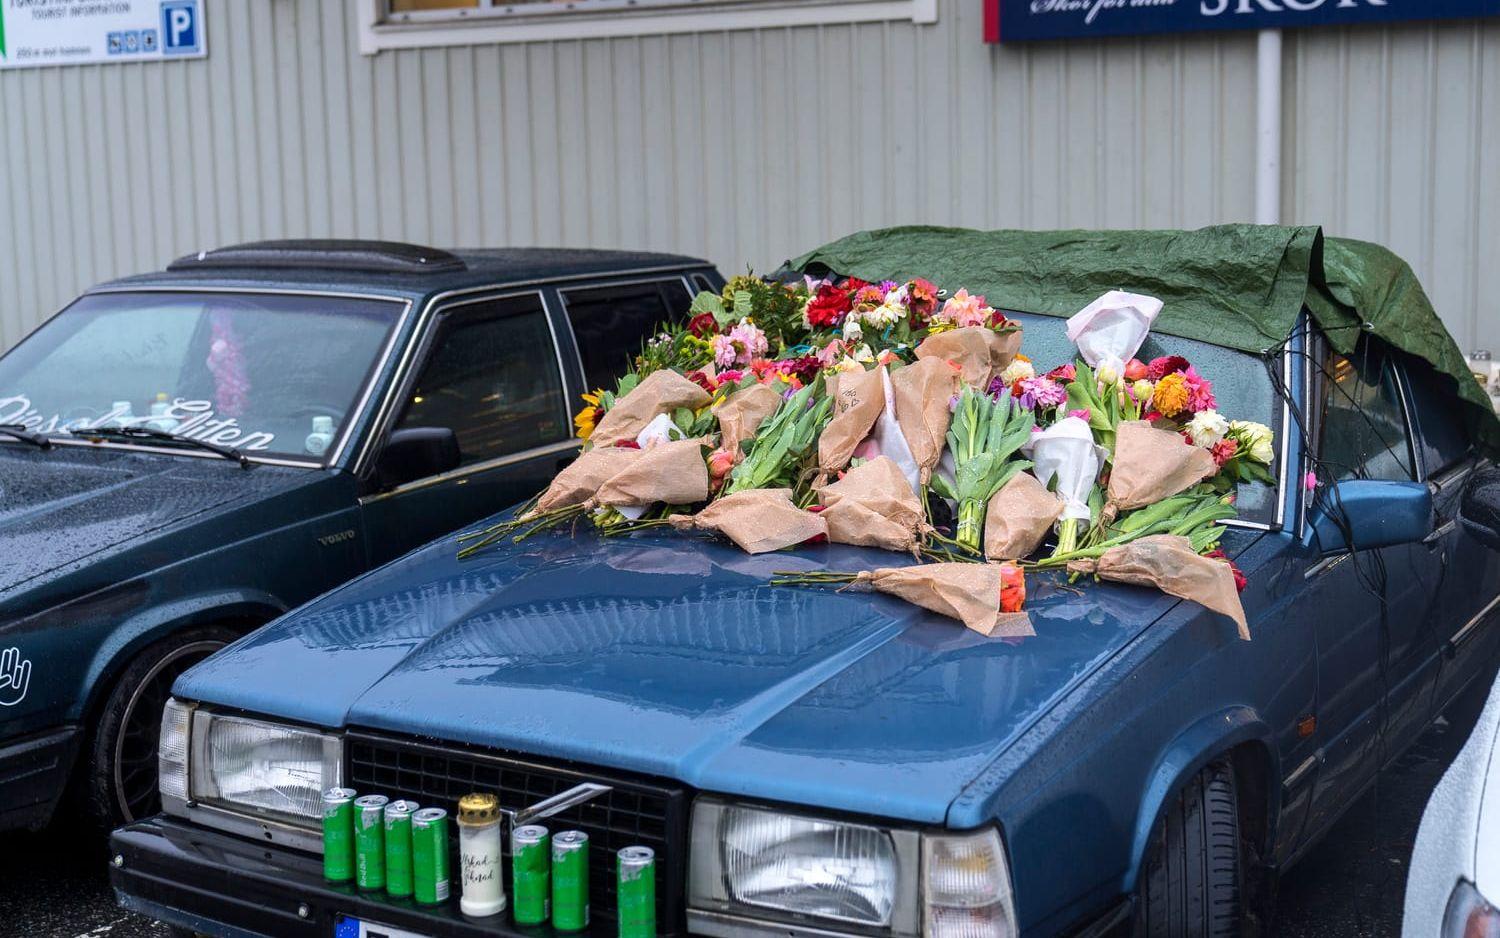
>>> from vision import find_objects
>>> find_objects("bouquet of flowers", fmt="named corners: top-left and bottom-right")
top-left (929, 387), bottom-right (1035, 553)
top-left (460, 272), bottom-right (1277, 644)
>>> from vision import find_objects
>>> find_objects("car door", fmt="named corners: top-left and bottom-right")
top-left (1300, 335), bottom-right (1443, 840)
top-left (359, 290), bottom-right (577, 566)
top-left (1405, 357), bottom-right (1500, 714)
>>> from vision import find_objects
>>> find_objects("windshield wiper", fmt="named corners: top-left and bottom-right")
top-left (73, 425), bottom-right (251, 468)
top-left (0, 423), bottom-right (53, 449)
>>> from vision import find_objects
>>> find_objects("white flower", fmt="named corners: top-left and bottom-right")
top-left (842, 319), bottom-right (864, 342)
top-left (1095, 360), bottom-right (1122, 387)
top-left (883, 285), bottom-right (909, 308)
top-left (851, 343), bottom-right (875, 364)
top-left (862, 302), bottom-right (904, 329)
top-left (1186, 410), bottom-right (1230, 448)
top-left (999, 359), bottom-right (1035, 385)
top-left (1230, 420), bottom-right (1275, 464)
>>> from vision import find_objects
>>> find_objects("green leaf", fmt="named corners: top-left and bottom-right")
top-left (929, 473), bottom-right (958, 501)
top-left (673, 407), bottom-right (695, 434)
top-left (690, 291), bottom-right (725, 316)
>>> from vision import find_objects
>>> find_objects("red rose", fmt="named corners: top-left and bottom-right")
top-left (687, 313), bottom-right (718, 338)
top-left (686, 369), bottom-right (718, 392)
top-left (1046, 363), bottom-right (1076, 382)
top-left (805, 284), bottom-right (852, 329)
top-left (839, 277), bottom-right (871, 294)
top-left (1147, 355), bottom-right (1191, 381)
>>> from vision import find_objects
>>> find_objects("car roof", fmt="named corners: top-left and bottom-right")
top-left (92, 241), bottom-right (716, 302)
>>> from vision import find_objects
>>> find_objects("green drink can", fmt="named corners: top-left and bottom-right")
top-left (383, 799), bottom-right (420, 899)
top-left (551, 830), bottom-right (590, 931)
top-left (353, 794), bottom-right (389, 891)
top-left (512, 824), bottom-right (551, 925)
top-left (617, 846), bottom-right (656, 938)
top-left (321, 787), bottom-right (358, 883)
top-left (411, 807), bottom-right (451, 906)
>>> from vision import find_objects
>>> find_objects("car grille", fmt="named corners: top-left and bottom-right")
top-left (346, 730), bottom-right (690, 935)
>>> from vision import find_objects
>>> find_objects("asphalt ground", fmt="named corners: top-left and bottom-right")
top-left (0, 714), bottom-right (1472, 938)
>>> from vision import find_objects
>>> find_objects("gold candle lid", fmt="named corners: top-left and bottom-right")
top-left (457, 792), bottom-right (500, 826)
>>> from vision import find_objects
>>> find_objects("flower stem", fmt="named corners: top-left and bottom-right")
top-left (956, 499), bottom-right (985, 553)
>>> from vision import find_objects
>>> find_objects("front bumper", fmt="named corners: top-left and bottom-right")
top-left (0, 725), bottom-right (80, 832)
top-left (111, 815), bottom-right (610, 938)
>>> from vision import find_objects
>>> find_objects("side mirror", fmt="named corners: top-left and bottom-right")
top-left (375, 426), bottom-right (461, 490)
top-left (1460, 466), bottom-right (1500, 551)
top-left (1308, 479), bottom-right (1432, 554)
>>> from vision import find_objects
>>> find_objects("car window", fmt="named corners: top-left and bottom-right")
top-left (561, 279), bottom-right (693, 391)
top-left (1316, 339), bottom-right (1415, 482)
top-left (394, 294), bottom-right (568, 467)
top-left (0, 291), bottom-right (400, 459)
top-left (1403, 353), bottom-right (1474, 477)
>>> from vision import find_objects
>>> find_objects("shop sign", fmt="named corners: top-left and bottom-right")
top-left (0, 0), bottom-right (205, 70)
top-left (986, 0), bottom-right (1500, 43)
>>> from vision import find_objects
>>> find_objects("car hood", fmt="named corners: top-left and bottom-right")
top-left (0, 444), bottom-right (313, 600)
top-left (178, 528), bottom-right (1244, 825)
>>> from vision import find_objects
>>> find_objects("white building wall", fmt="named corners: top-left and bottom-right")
top-left (0, 0), bottom-right (1495, 355)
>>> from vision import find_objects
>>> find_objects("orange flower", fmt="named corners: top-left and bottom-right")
top-left (999, 562), bottom-right (1026, 613)
top-left (1152, 372), bottom-right (1190, 418)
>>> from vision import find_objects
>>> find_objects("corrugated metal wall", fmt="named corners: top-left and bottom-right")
top-left (0, 0), bottom-right (1495, 355)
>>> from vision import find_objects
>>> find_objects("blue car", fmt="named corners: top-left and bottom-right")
top-left (0, 240), bottom-right (718, 832)
top-left (110, 308), bottom-right (1500, 936)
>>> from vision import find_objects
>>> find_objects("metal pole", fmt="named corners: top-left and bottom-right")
top-left (1255, 29), bottom-right (1283, 225)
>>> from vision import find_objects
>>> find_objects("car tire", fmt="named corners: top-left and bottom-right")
top-left (83, 625), bottom-right (239, 829)
top-left (1135, 759), bottom-right (1242, 937)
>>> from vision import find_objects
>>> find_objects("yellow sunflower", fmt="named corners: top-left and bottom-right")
top-left (574, 390), bottom-right (604, 440)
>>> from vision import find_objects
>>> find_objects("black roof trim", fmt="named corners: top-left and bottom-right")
top-left (167, 240), bottom-right (468, 275)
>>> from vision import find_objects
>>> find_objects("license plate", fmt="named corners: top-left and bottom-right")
top-left (333, 915), bottom-right (434, 938)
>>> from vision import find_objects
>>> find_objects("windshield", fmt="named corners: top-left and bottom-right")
top-left (1011, 311), bottom-right (1285, 526)
top-left (0, 291), bottom-right (403, 461)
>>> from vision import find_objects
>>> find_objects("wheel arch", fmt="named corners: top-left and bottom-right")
top-left (1122, 705), bottom-right (1281, 896)
top-left (76, 590), bottom-right (286, 722)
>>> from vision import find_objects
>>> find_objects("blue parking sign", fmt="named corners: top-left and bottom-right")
top-left (161, 1), bottom-right (201, 56)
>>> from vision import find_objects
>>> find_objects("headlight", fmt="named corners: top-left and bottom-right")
top-left (689, 799), bottom-right (1017, 937)
top-left (176, 707), bottom-right (341, 828)
top-left (1445, 880), bottom-right (1500, 938)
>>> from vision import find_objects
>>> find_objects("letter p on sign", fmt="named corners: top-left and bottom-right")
top-left (161, 1), bottom-right (202, 56)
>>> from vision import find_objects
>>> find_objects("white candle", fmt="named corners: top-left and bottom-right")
top-left (457, 793), bottom-right (507, 917)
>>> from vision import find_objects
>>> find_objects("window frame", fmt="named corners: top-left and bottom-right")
top-left (365, 287), bottom-right (576, 496)
top-left (359, 0), bottom-right (937, 53)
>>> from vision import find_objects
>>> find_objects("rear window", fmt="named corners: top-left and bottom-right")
top-left (561, 279), bottom-right (693, 392)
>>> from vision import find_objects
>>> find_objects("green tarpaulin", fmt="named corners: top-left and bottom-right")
top-left (792, 224), bottom-right (1500, 456)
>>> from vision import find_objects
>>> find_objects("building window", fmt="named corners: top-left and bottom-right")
top-left (361, 0), bottom-right (937, 52)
